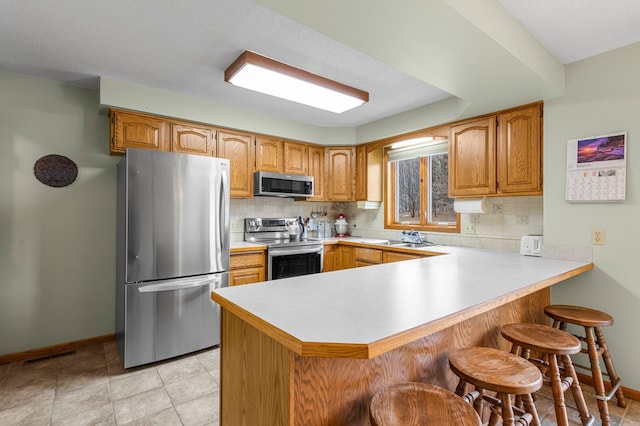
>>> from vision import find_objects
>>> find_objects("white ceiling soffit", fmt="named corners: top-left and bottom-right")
top-left (0, 0), bottom-right (451, 127)
top-left (2, 1), bottom-right (639, 127)
top-left (252, 0), bottom-right (565, 117)
top-left (498, 0), bottom-right (640, 65)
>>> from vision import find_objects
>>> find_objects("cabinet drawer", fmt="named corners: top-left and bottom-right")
top-left (353, 247), bottom-right (382, 264)
top-left (229, 267), bottom-right (265, 286)
top-left (383, 251), bottom-right (421, 263)
top-left (230, 251), bottom-right (265, 269)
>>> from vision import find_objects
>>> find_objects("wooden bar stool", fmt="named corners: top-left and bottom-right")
top-left (369, 382), bottom-right (482, 425)
top-left (501, 323), bottom-right (594, 426)
top-left (545, 304), bottom-right (626, 426)
top-left (449, 347), bottom-right (543, 426)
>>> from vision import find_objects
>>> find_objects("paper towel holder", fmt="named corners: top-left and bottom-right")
top-left (453, 197), bottom-right (487, 214)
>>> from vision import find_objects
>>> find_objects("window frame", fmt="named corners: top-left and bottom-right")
top-left (384, 142), bottom-right (460, 233)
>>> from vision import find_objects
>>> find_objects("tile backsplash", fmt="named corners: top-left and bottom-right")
top-left (230, 195), bottom-right (543, 251)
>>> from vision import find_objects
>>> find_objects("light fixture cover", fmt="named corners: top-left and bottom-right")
top-left (224, 51), bottom-right (369, 114)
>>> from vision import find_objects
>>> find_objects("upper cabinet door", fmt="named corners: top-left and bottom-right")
top-left (255, 136), bottom-right (284, 173)
top-left (171, 122), bottom-right (215, 156)
top-left (325, 147), bottom-right (355, 201)
top-left (449, 116), bottom-right (497, 197)
top-left (216, 130), bottom-right (254, 198)
top-left (307, 145), bottom-right (325, 201)
top-left (110, 110), bottom-right (169, 154)
top-left (497, 104), bottom-right (542, 195)
top-left (355, 144), bottom-right (367, 200)
top-left (284, 141), bottom-right (308, 175)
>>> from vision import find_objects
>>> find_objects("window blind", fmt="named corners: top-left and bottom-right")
top-left (387, 140), bottom-right (448, 162)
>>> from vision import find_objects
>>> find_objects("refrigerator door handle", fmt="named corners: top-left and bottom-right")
top-left (220, 168), bottom-right (229, 252)
top-left (137, 275), bottom-right (224, 293)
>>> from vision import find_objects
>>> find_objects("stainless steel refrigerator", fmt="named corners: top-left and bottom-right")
top-left (116, 148), bottom-right (230, 368)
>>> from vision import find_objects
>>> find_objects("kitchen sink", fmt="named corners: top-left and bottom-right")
top-left (389, 242), bottom-right (428, 248)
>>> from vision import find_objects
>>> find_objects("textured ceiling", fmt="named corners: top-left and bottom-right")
top-left (1, 0), bottom-right (639, 128)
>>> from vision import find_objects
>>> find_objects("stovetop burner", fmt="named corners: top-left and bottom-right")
top-left (244, 217), bottom-right (322, 248)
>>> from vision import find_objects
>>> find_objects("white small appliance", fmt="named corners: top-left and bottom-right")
top-left (335, 214), bottom-right (349, 237)
top-left (520, 235), bottom-right (543, 257)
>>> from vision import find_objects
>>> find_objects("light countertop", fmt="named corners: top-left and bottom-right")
top-left (215, 245), bottom-right (592, 358)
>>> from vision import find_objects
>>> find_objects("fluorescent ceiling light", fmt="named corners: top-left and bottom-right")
top-left (224, 51), bottom-right (369, 114)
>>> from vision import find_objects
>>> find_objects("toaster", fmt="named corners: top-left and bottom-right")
top-left (520, 235), bottom-right (543, 256)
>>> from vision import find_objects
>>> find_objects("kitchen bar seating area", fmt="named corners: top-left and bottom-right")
top-left (211, 245), bottom-right (602, 425)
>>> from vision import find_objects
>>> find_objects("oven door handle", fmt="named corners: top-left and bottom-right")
top-left (269, 247), bottom-right (323, 257)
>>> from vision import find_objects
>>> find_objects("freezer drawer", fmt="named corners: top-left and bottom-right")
top-left (121, 273), bottom-right (227, 368)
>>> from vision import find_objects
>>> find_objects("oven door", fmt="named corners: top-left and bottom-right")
top-left (268, 246), bottom-right (323, 280)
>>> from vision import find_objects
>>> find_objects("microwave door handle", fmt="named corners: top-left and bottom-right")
top-left (137, 276), bottom-right (223, 293)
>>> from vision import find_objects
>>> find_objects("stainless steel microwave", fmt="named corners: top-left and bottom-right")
top-left (253, 171), bottom-right (314, 198)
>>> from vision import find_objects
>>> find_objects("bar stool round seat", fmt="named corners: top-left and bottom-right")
top-left (369, 382), bottom-right (481, 426)
top-left (545, 304), bottom-right (626, 426)
top-left (545, 304), bottom-right (614, 328)
top-left (501, 323), bottom-right (593, 426)
top-left (449, 347), bottom-right (543, 426)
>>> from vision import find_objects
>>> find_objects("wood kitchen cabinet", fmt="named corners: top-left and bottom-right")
top-left (449, 102), bottom-right (542, 197)
top-left (229, 250), bottom-right (266, 285)
top-left (355, 145), bottom-right (383, 202)
top-left (449, 116), bottom-right (497, 197)
top-left (171, 121), bottom-right (216, 156)
top-left (325, 147), bottom-right (355, 201)
top-left (255, 136), bottom-right (284, 173)
top-left (353, 247), bottom-right (382, 267)
top-left (322, 244), bottom-right (340, 272)
top-left (338, 245), bottom-right (354, 269)
top-left (216, 130), bottom-right (254, 198)
top-left (109, 109), bottom-right (169, 154)
top-left (497, 104), bottom-right (542, 195)
top-left (307, 145), bottom-right (325, 201)
top-left (284, 141), bottom-right (308, 175)
top-left (383, 251), bottom-right (421, 263)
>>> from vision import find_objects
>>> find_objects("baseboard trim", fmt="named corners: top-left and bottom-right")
top-left (576, 371), bottom-right (640, 403)
top-left (0, 334), bottom-right (116, 365)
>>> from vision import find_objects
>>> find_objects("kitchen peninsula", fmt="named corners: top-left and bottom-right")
top-left (211, 245), bottom-right (592, 425)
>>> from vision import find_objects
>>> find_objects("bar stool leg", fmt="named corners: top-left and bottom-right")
top-left (548, 354), bottom-right (570, 426)
top-left (595, 327), bottom-right (626, 408)
top-left (520, 393), bottom-right (541, 426)
top-left (499, 393), bottom-right (515, 426)
top-left (585, 327), bottom-right (612, 425)
top-left (561, 354), bottom-right (592, 425)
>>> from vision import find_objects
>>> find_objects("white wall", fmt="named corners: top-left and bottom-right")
top-left (0, 70), bottom-right (118, 355)
top-left (100, 77), bottom-right (357, 146)
top-left (544, 42), bottom-right (640, 390)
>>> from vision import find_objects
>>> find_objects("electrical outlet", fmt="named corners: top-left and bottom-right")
top-left (230, 221), bottom-right (240, 232)
top-left (592, 228), bottom-right (605, 245)
top-left (463, 223), bottom-right (476, 235)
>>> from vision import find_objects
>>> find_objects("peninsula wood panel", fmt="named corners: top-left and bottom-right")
top-left (219, 288), bottom-right (550, 425)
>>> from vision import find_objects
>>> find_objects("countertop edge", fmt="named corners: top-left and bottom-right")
top-left (213, 261), bottom-right (593, 359)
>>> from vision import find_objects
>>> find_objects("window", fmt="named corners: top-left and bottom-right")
top-left (385, 140), bottom-right (459, 232)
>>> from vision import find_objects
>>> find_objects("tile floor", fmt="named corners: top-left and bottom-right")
top-left (0, 340), bottom-right (639, 425)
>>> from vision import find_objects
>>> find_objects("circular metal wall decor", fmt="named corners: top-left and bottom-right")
top-left (33, 154), bottom-right (78, 187)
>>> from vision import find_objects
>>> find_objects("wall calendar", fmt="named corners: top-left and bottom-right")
top-left (565, 132), bottom-right (626, 202)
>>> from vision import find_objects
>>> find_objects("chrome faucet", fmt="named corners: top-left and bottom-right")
top-left (400, 230), bottom-right (424, 244)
